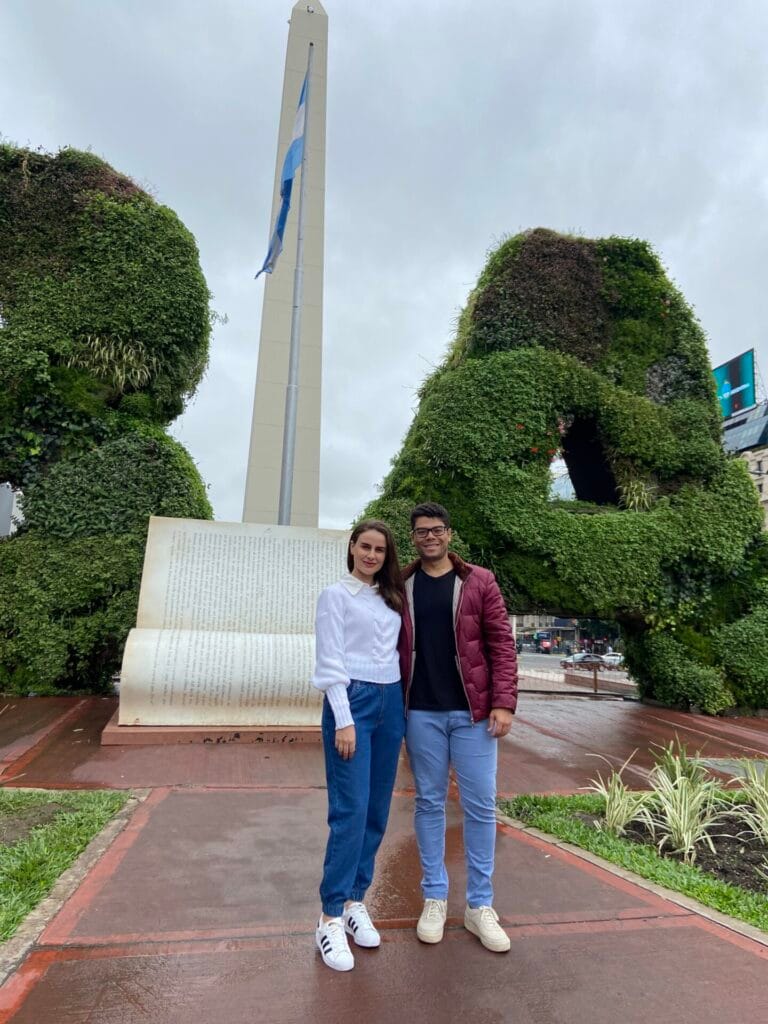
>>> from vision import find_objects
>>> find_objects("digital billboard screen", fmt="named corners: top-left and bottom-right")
top-left (713, 349), bottom-right (756, 418)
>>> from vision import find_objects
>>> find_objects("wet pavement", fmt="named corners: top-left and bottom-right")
top-left (6, 696), bottom-right (768, 795)
top-left (1, 696), bottom-right (767, 1022)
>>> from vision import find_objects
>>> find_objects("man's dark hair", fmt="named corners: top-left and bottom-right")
top-left (410, 502), bottom-right (451, 529)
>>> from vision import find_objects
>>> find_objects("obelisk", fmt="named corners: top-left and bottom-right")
top-left (243, 1), bottom-right (327, 527)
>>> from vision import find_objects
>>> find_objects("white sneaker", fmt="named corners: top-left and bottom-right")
top-left (344, 901), bottom-right (381, 948)
top-left (463, 905), bottom-right (510, 952)
top-left (416, 898), bottom-right (448, 944)
top-left (315, 917), bottom-right (354, 971)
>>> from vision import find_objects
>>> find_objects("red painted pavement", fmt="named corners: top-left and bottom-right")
top-left (1, 696), bottom-right (768, 1022)
top-left (0, 698), bottom-right (89, 779)
top-left (5, 696), bottom-right (768, 793)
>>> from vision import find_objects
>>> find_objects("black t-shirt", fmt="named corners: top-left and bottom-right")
top-left (408, 569), bottom-right (469, 712)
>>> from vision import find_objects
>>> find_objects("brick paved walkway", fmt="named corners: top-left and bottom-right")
top-left (1, 696), bottom-right (767, 1023)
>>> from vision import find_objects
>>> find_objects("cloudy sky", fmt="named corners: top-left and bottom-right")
top-left (3, 0), bottom-right (767, 527)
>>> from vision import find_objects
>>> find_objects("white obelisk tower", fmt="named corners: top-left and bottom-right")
top-left (243, 2), bottom-right (327, 526)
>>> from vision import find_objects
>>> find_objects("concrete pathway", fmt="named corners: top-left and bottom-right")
top-left (1, 696), bottom-right (767, 1022)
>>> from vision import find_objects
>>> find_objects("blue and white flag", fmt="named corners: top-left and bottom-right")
top-left (255, 73), bottom-right (308, 278)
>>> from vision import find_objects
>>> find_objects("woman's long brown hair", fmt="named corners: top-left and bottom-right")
top-left (347, 519), bottom-right (404, 614)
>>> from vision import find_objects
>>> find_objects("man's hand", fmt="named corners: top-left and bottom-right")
top-left (487, 708), bottom-right (513, 739)
top-left (335, 725), bottom-right (356, 760)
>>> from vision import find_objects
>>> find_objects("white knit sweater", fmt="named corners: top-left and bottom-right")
top-left (310, 573), bottom-right (401, 728)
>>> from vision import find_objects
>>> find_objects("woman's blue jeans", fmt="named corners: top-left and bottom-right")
top-left (320, 680), bottom-right (405, 917)
top-left (405, 709), bottom-right (498, 908)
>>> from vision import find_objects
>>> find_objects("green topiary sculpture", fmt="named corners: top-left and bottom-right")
top-left (0, 145), bottom-right (213, 694)
top-left (365, 229), bottom-right (768, 713)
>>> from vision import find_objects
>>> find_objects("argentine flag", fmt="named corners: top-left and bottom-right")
top-left (256, 72), bottom-right (308, 278)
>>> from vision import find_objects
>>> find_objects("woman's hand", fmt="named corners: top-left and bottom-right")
top-left (335, 725), bottom-right (356, 760)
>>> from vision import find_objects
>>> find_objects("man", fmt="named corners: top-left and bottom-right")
top-left (399, 502), bottom-right (517, 953)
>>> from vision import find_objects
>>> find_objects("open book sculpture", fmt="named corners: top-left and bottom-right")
top-left (117, 518), bottom-right (349, 728)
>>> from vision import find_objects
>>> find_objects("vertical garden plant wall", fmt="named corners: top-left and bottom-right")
top-left (0, 145), bottom-right (213, 694)
top-left (365, 229), bottom-right (768, 713)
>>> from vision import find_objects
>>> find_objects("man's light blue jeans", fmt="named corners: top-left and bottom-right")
top-left (405, 709), bottom-right (498, 908)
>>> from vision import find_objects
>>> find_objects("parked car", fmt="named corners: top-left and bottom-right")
top-left (602, 652), bottom-right (625, 669)
top-left (560, 653), bottom-right (607, 671)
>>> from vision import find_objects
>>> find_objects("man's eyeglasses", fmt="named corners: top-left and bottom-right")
top-left (412, 526), bottom-right (449, 539)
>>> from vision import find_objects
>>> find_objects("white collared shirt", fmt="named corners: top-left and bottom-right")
top-left (310, 573), bottom-right (401, 728)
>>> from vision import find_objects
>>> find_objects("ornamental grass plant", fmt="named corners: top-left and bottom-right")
top-left (733, 759), bottom-right (768, 845)
top-left (584, 752), bottom-right (650, 837)
top-left (642, 768), bottom-right (727, 864)
top-left (640, 738), bottom-right (729, 864)
top-left (584, 739), bottom-right (734, 865)
top-left (651, 737), bottom-right (708, 786)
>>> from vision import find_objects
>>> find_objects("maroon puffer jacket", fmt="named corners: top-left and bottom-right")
top-left (398, 553), bottom-right (518, 722)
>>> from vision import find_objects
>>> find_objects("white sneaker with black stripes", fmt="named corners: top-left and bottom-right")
top-left (315, 916), bottom-right (354, 971)
top-left (343, 901), bottom-right (381, 948)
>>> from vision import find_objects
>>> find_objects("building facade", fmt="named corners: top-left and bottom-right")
top-left (722, 401), bottom-right (768, 524)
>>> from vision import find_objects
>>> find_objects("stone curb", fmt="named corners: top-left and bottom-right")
top-left (0, 788), bottom-right (151, 985)
top-left (496, 810), bottom-right (768, 949)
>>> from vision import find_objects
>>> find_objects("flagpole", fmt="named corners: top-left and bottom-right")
top-left (278, 42), bottom-right (314, 525)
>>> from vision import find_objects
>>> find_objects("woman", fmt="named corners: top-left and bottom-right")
top-left (311, 519), bottom-right (405, 972)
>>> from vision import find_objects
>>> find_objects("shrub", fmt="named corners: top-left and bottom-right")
top-left (20, 432), bottom-right (212, 539)
top-left (0, 532), bottom-right (146, 694)
top-left (713, 600), bottom-right (768, 708)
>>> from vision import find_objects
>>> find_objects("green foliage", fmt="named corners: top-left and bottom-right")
top-left (0, 789), bottom-right (128, 940)
top-left (20, 432), bottom-right (212, 539)
top-left (713, 597), bottom-right (768, 707)
top-left (463, 230), bottom-right (611, 366)
top-left (0, 532), bottom-right (146, 693)
top-left (366, 227), bottom-right (768, 710)
top-left (0, 144), bottom-right (211, 487)
top-left (622, 631), bottom-right (734, 714)
top-left (0, 144), bottom-right (213, 693)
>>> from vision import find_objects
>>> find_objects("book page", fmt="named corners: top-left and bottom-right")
top-left (136, 518), bottom-right (350, 634)
top-left (119, 628), bottom-right (323, 727)
top-left (116, 518), bottom-right (351, 727)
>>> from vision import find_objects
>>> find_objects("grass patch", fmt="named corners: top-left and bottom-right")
top-left (0, 788), bottom-right (129, 940)
top-left (500, 793), bottom-right (768, 933)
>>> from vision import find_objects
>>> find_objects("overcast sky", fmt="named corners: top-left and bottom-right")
top-left (3, 1), bottom-right (767, 527)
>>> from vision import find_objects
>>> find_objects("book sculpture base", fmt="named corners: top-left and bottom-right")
top-left (102, 517), bottom-right (349, 744)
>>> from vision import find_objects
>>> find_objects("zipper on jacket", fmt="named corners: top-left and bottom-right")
top-left (452, 579), bottom-right (475, 725)
top-left (403, 576), bottom-right (416, 719)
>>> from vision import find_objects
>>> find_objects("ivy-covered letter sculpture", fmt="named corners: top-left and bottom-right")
top-left (0, 146), bottom-right (213, 694)
top-left (366, 229), bottom-right (768, 713)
